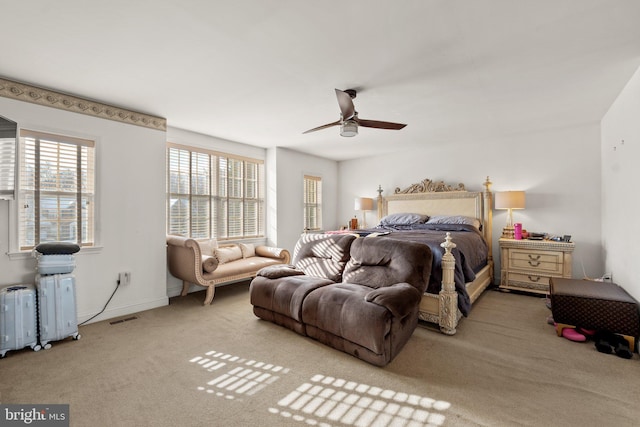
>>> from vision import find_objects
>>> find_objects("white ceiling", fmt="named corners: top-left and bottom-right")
top-left (2, 1), bottom-right (640, 161)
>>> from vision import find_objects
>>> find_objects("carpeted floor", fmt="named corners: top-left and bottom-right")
top-left (1, 283), bottom-right (639, 427)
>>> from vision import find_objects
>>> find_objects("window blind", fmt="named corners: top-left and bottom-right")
top-left (167, 143), bottom-right (264, 240)
top-left (19, 129), bottom-right (95, 250)
top-left (303, 175), bottom-right (322, 231)
top-left (0, 116), bottom-right (17, 200)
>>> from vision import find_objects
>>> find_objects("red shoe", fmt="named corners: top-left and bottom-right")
top-left (562, 328), bottom-right (587, 342)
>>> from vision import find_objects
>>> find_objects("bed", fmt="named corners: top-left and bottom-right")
top-left (372, 177), bottom-right (494, 335)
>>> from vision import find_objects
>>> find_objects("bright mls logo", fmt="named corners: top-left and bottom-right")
top-left (1, 405), bottom-right (69, 426)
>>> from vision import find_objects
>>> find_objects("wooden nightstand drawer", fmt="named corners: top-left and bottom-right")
top-left (499, 238), bottom-right (575, 295)
top-left (506, 272), bottom-right (551, 293)
top-left (508, 249), bottom-right (564, 275)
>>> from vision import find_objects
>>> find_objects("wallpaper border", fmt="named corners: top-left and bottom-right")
top-left (0, 77), bottom-right (166, 131)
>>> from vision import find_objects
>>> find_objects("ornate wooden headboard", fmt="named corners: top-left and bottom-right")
top-left (377, 177), bottom-right (494, 260)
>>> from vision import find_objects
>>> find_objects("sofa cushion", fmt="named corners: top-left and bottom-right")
top-left (343, 237), bottom-right (432, 293)
top-left (216, 245), bottom-right (243, 264)
top-left (302, 283), bottom-right (390, 354)
top-left (202, 255), bottom-right (219, 273)
top-left (250, 275), bottom-right (334, 323)
top-left (292, 233), bottom-right (357, 282)
top-left (240, 243), bottom-right (256, 258)
top-left (198, 238), bottom-right (218, 256)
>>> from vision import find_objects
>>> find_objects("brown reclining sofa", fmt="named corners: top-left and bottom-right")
top-left (249, 233), bottom-right (432, 366)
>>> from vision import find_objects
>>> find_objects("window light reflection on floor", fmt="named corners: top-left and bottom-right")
top-left (269, 374), bottom-right (450, 427)
top-left (189, 351), bottom-right (450, 426)
top-left (190, 350), bottom-right (290, 400)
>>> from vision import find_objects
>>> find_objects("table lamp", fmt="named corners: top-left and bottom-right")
top-left (354, 197), bottom-right (374, 229)
top-left (495, 191), bottom-right (526, 238)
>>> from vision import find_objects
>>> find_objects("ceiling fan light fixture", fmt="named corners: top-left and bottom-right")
top-left (340, 120), bottom-right (358, 137)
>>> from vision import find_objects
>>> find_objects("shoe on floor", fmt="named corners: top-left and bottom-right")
top-left (562, 328), bottom-right (586, 342)
top-left (546, 315), bottom-right (555, 326)
top-left (595, 338), bottom-right (613, 354)
top-left (611, 334), bottom-right (633, 359)
top-left (594, 330), bottom-right (616, 354)
top-left (577, 327), bottom-right (596, 337)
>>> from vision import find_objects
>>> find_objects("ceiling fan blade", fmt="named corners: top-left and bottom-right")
top-left (355, 118), bottom-right (407, 130)
top-left (302, 120), bottom-right (342, 134)
top-left (335, 89), bottom-right (355, 120)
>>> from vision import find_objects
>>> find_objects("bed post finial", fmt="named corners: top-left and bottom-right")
top-left (484, 176), bottom-right (492, 193)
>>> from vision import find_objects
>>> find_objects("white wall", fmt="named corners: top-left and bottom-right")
top-left (0, 97), bottom-right (168, 324)
top-left (601, 66), bottom-right (640, 300)
top-left (338, 123), bottom-right (604, 283)
top-left (269, 147), bottom-right (339, 253)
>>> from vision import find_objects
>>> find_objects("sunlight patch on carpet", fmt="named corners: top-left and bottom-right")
top-left (269, 374), bottom-right (450, 427)
top-left (190, 350), bottom-right (290, 400)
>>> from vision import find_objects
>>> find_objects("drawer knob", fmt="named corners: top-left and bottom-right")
top-left (527, 275), bottom-right (541, 282)
top-left (528, 261), bottom-right (541, 267)
top-left (528, 254), bottom-right (541, 261)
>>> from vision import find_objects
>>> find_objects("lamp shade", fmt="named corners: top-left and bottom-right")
top-left (495, 191), bottom-right (526, 210)
top-left (354, 197), bottom-right (374, 211)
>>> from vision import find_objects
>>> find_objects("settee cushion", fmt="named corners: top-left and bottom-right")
top-left (240, 243), bottom-right (256, 258)
top-left (292, 233), bottom-right (357, 282)
top-left (202, 255), bottom-right (219, 273)
top-left (198, 238), bottom-right (218, 256)
top-left (216, 245), bottom-right (243, 264)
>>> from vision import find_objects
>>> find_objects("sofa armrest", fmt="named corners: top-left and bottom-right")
top-left (255, 245), bottom-right (291, 264)
top-left (364, 283), bottom-right (422, 318)
top-left (257, 264), bottom-right (305, 279)
top-left (167, 236), bottom-right (204, 284)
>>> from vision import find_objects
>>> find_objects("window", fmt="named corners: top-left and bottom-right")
top-left (167, 143), bottom-right (264, 239)
top-left (303, 175), bottom-right (322, 231)
top-left (0, 115), bottom-right (17, 200)
top-left (18, 129), bottom-right (95, 250)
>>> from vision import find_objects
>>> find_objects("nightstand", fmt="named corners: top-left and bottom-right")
top-left (499, 238), bottom-right (575, 295)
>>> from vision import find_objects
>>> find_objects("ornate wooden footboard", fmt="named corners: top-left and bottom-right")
top-left (377, 177), bottom-right (494, 335)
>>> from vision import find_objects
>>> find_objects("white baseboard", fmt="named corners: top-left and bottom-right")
top-left (78, 296), bottom-right (169, 325)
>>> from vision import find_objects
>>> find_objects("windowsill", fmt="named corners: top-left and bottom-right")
top-left (7, 246), bottom-right (104, 261)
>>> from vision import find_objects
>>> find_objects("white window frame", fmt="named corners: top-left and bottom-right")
top-left (15, 129), bottom-right (96, 252)
top-left (167, 143), bottom-right (265, 240)
top-left (303, 174), bottom-right (322, 231)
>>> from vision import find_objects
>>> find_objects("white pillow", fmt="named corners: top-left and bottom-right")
top-left (239, 243), bottom-right (256, 258)
top-left (198, 238), bottom-right (218, 256)
top-left (215, 245), bottom-right (243, 264)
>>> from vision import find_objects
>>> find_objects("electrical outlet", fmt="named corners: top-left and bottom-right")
top-left (118, 272), bottom-right (131, 286)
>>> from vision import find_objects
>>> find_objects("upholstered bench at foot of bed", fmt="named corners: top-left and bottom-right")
top-left (550, 277), bottom-right (640, 351)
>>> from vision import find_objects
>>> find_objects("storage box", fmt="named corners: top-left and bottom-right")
top-left (550, 278), bottom-right (640, 339)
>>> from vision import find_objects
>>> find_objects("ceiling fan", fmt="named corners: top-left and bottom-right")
top-left (303, 88), bottom-right (407, 137)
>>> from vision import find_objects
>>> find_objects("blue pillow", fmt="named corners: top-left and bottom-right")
top-left (378, 213), bottom-right (429, 227)
top-left (426, 215), bottom-right (481, 229)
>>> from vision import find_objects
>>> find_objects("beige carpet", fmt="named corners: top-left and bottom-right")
top-left (1, 283), bottom-right (639, 427)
